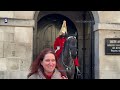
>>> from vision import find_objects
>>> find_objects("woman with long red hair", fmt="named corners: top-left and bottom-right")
top-left (27, 48), bottom-right (67, 79)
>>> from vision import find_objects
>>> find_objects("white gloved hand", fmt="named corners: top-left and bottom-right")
top-left (55, 46), bottom-right (60, 53)
top-left (57, 46), bottom-right (60, 50)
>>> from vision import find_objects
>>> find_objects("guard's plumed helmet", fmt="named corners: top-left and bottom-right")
top-left (58, 20), bottom-right (67, 36)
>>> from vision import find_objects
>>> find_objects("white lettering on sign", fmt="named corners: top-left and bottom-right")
top-left (115, 44), bottom-right (120, 46)
top-left (107, 44), bottom-right (115, 46)
top-left (111, 49), bottom-right (118, 52)
top-left (112, 47), bottom-right (115, 49)
top-left (115, 47), bottom-right (120, 49)
top-left (110, 40), bottom-right (120, 43)
top-left (110, 40), bottom-right (117, 43)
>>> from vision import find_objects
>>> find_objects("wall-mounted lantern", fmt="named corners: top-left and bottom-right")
top-left (4, 18), bottom-right (8, 23)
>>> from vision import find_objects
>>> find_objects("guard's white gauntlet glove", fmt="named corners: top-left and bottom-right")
top-left (55, 46), bottom-right (60, 53)
top-left (57, 46), bottom-right (60, 50)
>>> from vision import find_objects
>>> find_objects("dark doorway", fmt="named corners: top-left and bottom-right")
top-left (36, 14), bottom-right (77, 57)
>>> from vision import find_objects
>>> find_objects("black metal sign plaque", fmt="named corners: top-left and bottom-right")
top-left (105, 38), bottom-right (120, 55)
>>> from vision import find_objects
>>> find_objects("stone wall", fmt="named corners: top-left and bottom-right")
top-left (99, 29), bottom-right (120, 79)
top-left (94, 11), bottom-right (120, 79)
top-left (0, 11), bottom-right (34, 79)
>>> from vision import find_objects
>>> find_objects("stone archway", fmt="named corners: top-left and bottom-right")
top-left (33, 11), bottom-right (99, 79)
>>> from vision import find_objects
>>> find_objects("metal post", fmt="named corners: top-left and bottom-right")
top-left (82, 11), bottom-right (86, 79)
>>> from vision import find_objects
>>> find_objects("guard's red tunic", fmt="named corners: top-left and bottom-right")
top-left (54, 36), bottom-right (66, 58)
top-left (54, 36), bottom-right (80, 66)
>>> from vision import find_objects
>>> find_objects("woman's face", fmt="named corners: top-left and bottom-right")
top-left (41, 53), bottom-right (56, 74)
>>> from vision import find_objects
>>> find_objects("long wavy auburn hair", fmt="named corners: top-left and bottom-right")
top-left (27, 48), bottom-right (67, 78)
